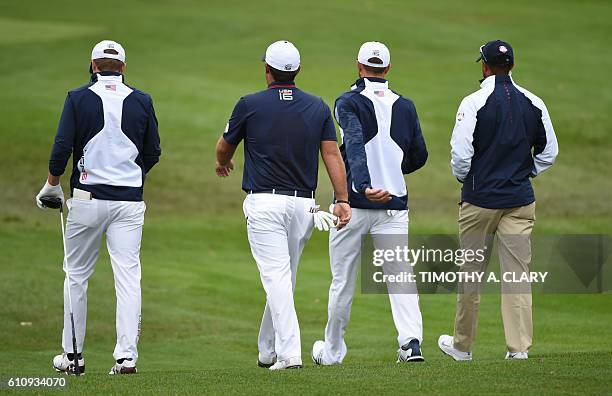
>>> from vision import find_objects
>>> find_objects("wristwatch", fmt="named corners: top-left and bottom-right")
top-left (334, 199), bottom-right (350, 205)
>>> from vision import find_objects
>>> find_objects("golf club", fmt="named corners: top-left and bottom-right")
top-left (40, 196), bottom-right (80, 376)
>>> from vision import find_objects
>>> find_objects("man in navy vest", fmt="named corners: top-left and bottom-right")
top-left (215, 40), bottom-right (351, 370)
top-left (439, 40), bottom-right (558, 361)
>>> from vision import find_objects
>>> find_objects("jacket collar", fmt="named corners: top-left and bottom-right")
top-left (480, 73), bottom-right (513, 88)
top-left (91, 71), bottom-right (124, 83)
top-left (353, 77), bottom-right (388, 90)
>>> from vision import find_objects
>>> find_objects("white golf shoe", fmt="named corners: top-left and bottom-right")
top-left (52, 353), bottom-right (85, 375)
top-left (506, 351), bottom-right (528, 360)
top-left (257, 353), bottom-right (276, 368)
top-left (109, 358), bottom-right (137, 374)
top-left (311, 340), bottom-right (328, 365)
top-left (438, 335), bottom-right (472, 361)
top-left (269, 356), bottom-right (302, 370)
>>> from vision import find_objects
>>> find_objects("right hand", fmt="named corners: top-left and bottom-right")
top-left (35, 180), bottom-right (64, 210)
top-left (365, 188), bottom-right (392, 203)
top-left (215, 160), bottom-right (234, 177)
top-left (332, 202), bottom-right (352, 230)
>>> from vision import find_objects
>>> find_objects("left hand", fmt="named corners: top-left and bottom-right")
top-left (35, 180), bottom-right (64, 210)
top-left (310, 205), bottom-right (337, 231)
top-left (216, 160), bottom-right (234, 177)
top-left (365, 188), bottom-right (391, 203)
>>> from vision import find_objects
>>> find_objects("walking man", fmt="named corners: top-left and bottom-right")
top-left (36, 40), bottom-right (161, 374)
top-left (439, 40), bottom-right (558, 361)
top-left (311, 41), bottom-right (428, 365)
top-left (215, 40), bottom-right (352, 370)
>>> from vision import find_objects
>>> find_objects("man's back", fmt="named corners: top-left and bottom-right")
top-left (335, 77), bottom-right (428, 210)
top-left (317, 41), bottom-right (427, 367)
top-left (442, 40), bottom-right (559, 362)
top-left (50, 71), bottom-right (160, 201)
top-left (40, 39), bottom-right (160, 376)
top-left (215, 40), bottom-right (352, 370)
top-left (223, 82), bottom-right (337, 193)
top-left (451, 74), bottom-right (558, 209)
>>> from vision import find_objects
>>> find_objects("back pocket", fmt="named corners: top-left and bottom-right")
top-left (67, 199), bottom-right (99, 227)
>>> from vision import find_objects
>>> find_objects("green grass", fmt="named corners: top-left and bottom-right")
top-left (0, 0), bottom-right (611, 394)
top-left (2, 220), bottom-right (612, 394)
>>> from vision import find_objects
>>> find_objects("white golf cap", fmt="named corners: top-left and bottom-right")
top-left (91, 40), bottom-right (126, 63)
top-left (263, 40), bottom-right (300, 72)
top-left (357, 41), bottom-right (390, 68)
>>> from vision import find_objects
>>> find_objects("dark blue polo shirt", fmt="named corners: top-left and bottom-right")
top-left (223, 81), bottom-right (337, 193)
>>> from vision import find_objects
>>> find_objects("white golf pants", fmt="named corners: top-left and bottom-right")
top-left (243, 193), bottom-right (314, 361)
top-left (62, 198), bottom-right (145, 362)
top-left (322, 208), bottom-right (423, 364)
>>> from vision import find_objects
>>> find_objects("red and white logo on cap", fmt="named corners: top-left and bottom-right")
top-left (499, 45), bottom-right (508, 53)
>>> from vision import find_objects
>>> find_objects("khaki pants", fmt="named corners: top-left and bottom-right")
top-left (453, 202), bottom-right (535, 353)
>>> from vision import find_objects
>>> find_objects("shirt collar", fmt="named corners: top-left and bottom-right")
top-left (268, 81), bottom-right (296, 89)
top-left (352, 77), bottom-right (389, 90)
top-left (91, 71), bottom-right (124, 83)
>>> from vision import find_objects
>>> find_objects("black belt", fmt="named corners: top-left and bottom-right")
top-left (248, 189), bottom-right (315, 199)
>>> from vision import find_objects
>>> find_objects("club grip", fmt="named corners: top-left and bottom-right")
top-left (39, 196), bottom-right (62, 209)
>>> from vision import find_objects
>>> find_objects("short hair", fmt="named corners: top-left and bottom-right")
top-left (268, 65), bottom-right (299, 83)
top-left (93, 49), bottom-right (124, 73)
top-left (486, 62), bottom-right (513, 75)
top-left (362, 57), bottom-right (387, 75)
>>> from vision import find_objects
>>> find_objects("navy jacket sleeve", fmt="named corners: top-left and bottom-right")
top-left (49, 94), bottom-right (76, 177)
top-left (223, 97), bottom-right (249, 146)
top-left (402, 102), bottom-right (428, 174)
top-left (335, 96), bottom-right (371, 193)
top-left (143, 97), bottom-right (161, 173)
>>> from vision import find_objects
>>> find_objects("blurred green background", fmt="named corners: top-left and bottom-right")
top-left (0, 0), bottom-right (610, 394)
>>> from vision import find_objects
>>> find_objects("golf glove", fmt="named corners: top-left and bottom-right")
top-left (36, 180), bottom-right (64, 209)
top-left (309, 205), bottom-right (337, 231)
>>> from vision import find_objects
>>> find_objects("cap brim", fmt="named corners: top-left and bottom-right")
top-left (475, 54), bottom-right (483, 63)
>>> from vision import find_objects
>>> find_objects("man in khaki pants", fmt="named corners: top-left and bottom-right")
top-left (438, 40), bottom-right (558, 361)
